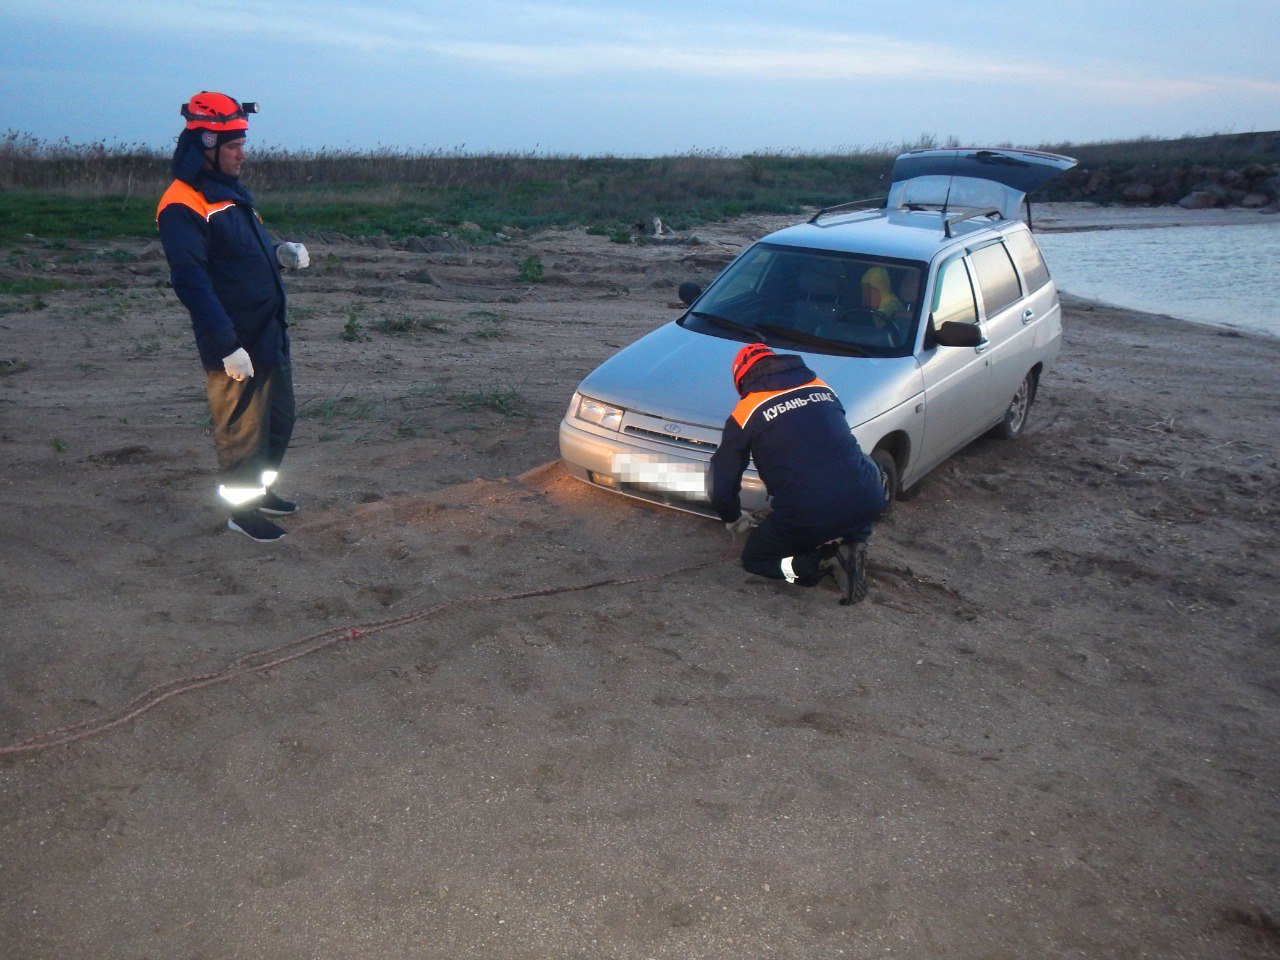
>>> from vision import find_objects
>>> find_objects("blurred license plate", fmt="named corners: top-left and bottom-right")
top-left (611, 453), bottom-right (708, 497)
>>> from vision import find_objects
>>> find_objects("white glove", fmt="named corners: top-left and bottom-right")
top-left (222, 347), bottom-right (254, 381)
top-left (277, 242), bottom-right (310, 269)
top-left (725, 511), bottom-right (757, 534)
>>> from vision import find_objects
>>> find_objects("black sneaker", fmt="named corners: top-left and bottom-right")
top-left (259, 491), bottom-right (298, 516)
top-left (228, 509), bottom-right (287, 542)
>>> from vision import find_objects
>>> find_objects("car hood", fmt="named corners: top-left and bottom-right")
top-left (576, 322), bottom-right (922, 430)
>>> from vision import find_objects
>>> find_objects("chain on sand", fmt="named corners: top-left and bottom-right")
top-left (1, 553), bottom-right (732, 758)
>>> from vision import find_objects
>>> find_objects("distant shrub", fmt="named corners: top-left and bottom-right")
top-left (0, 358), bottom-right (31, 375)
top-left (517, 254), bottom-right (544, 282)
top-left (341, 315), bottom-right (369, 342)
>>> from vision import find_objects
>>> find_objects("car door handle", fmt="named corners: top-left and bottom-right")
top-left (1022, 308), bottom-right (1036, 324)
top-left (974, 337), bottom-right (990, 354)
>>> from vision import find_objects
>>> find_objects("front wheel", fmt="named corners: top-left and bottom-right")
top-left (871, 448), bottom-right (899, 514)
top-left (993, 372), bottom-right (1036, 440)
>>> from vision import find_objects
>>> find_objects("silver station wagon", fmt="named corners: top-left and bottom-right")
top-left (559, 148), bottom-right (1077, 516)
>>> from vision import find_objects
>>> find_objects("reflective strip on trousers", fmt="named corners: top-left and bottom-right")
top-left (219, 484), bottom-right (266, 506)
top-left (780, 556), bottom-right (798, 583)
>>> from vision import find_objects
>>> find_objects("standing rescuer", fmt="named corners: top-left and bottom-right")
top-left (157, 92), bottom-right (310, 542)
top-left (709, 343), bottom-right (888, 599)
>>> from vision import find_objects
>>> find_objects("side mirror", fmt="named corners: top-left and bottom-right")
top-left (678, 282), bottom-right (702, 307)
top-left (933, 320), bottom-right (984, 348)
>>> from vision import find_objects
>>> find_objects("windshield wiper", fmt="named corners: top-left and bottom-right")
top-left (687, 310), bottom-right (761, 339)
top-left (755, 323), bottom-right (867, 356)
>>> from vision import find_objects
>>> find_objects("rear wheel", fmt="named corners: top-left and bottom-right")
top-left (994, 372), bottom-right (1036, 440)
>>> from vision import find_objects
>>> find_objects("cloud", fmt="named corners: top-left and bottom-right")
top-left (9, 0), bottom-right (1279, 101)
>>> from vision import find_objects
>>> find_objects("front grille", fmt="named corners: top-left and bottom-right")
top-left (623, 425), bottom-right (718, 452)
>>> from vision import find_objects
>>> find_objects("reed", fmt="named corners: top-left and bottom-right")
top-left (2, 129), bottom-right (1274, 245)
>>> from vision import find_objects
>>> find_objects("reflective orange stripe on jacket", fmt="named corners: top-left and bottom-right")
top-left (731, 378), bottom-right (829, 428)
top-left (155, 180), bottom-right (236, 222)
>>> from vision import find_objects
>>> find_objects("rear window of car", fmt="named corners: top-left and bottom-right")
top-left (969, 242), bottom-right (1022, 315)
top-left (1004, 230), bottom-right (1052, 292)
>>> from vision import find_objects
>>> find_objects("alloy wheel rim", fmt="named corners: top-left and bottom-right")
top-left (1009, 382), bottom-right (1029, 432)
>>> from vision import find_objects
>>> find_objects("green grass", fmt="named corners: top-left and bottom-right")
top-left (299, 392), bottom-right (386, 441)
top-left (291, 381), bottom-right (529, 444)
top-left (0, 150), bottom-right (893, 243)
top-left (0, 194), bottom-right (157, 245)
top-left (3, 131), bottom-right (1274, 244)
top-left (461, 309), bottom-right (509, 342)
top-left (0, 277), bottom-right (81, 295)
top-left (449, 389), bottom-right (528, 417)
top-left (371, 312), bottom-right (451, 335)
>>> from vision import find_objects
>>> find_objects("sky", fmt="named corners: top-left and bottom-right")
top-left (2, 0), bottom-right (1278, 156)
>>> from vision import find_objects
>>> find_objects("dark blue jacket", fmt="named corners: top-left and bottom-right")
top-left (156, 131), bottom-right (289, 371)
top-left (709, 354), bottom-right (886, 538)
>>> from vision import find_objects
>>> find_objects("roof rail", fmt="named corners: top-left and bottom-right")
top-left (807, 197), bottom-right (885, 224)
top-left (944, 207), bottom-right (1002, 238)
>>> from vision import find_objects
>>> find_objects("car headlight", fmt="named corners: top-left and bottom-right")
top-left (572, 393), bottom-right (624, 431)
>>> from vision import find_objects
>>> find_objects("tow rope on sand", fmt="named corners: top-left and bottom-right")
top-left (0, 553), bottom-right (732, 758)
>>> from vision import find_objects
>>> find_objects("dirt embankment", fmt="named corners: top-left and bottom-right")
top-left (1, 214), bottom-right (1278, 960)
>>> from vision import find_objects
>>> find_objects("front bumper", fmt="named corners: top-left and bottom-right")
top-left (558, 417), bottom-right (768, 518)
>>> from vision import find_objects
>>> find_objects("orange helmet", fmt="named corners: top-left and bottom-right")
top-left (180, 92), bottom-right (257, 133)
top-left (732, 342), bottom-right (774, 393)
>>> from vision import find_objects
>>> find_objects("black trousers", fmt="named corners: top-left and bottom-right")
top-left (741, 514), bottom-right (874, 586)
top-left (205, 361), bottom-right (295, 497)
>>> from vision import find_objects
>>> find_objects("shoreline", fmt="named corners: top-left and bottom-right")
top-left (1060, 291), bottom-right (1280, 342)
top-left (1030, 200), bottom-right (1277, 232)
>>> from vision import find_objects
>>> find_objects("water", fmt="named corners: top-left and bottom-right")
top-left (1034, 222), bottom-right (1280, 339)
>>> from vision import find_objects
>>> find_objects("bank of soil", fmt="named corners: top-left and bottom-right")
top-left (1, 213), bottom-right (1277, 959)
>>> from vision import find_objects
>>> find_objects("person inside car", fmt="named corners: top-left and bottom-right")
top-left (860, 266), bottom-right (904, 322)
top-left (709, 343), bottom-right (887, 598)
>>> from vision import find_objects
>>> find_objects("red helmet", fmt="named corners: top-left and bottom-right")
top-left (732, 342), bottom-right (774, 392)
top-left (180, 92), bottom-right (257, 132)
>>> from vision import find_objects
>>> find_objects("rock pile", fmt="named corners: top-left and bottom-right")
top-left (1057, 161), bottom-right (1280, 211)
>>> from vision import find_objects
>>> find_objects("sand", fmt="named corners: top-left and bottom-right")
top-left (1, 209), bottom-right (1278, 959)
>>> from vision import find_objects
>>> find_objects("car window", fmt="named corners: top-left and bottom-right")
top-left (716, 247), bottom-right (775, 300)
top-left (1004, 230), bottom-right (1051, 293)
top-left (969, 242), bottom-right (1022, 315)
top-left (931, 255), bottom-right (978, 326)
top-left (688, 243), bottom-right (927, 358)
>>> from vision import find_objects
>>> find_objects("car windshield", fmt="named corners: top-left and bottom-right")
top-left (683, 243), bottom-right (927, 357)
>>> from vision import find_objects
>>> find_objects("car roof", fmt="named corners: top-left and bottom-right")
top-left (756, 146), bottom-right (1075, 262)
top-left (760, 208), bottom-right (1019, 263)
